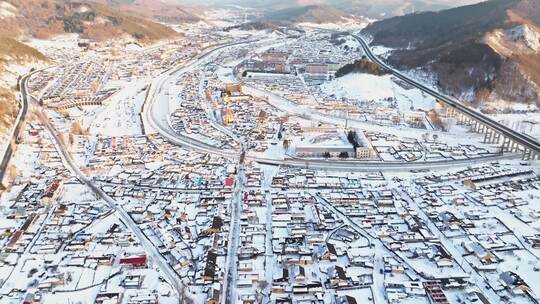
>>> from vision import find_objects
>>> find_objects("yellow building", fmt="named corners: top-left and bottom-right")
top-left (224, 106), bottom-right (234, 125)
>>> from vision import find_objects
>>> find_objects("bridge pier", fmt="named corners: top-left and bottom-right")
top-left (488, 130), bottom-right (495, 144)
top-left (479, 124), bottom-right (487, 134)
top-left (457, 114), bottom-right (465, 125)
top-left (522, 149), bottom-right (533, 160)
top-left (492, 133), bottom-right (501, 144)
top-left (483, 129), bottom-right (493, 144)
top-left (473, 121), bottom-right (479, 133)
top-left (511, 142), bottom-right (520, 152)
top-left (445, 107), bottom-right (458, 118)
top-left (479, 124), bottom-right (486, 133)
top-left (502, 137), bottom-right (511, 152)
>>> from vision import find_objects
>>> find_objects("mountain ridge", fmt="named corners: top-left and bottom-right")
top-left (363, 0), bottom-right (540, 109)
top-left (262, 4), bottom-right (352, 24)
top-left (181, 0), bottom-right (486, 19)
top-left (0, 0), bottom-right (180, 43)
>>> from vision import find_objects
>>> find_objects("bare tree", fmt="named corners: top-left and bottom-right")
top-left (8, 165), bottom-right (17, 181)
top-left (71, 121), bottom-right (84, 135)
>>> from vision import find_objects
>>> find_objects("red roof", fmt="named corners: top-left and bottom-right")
top-left (224, 177), bottom-right (234, 187)
top-left (119, 255), bottom-right (147, 266)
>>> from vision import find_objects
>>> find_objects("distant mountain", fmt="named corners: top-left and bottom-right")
top-left (182, 0), bottom-right (485, 18)
top-left (363, 0), bottom-right (540, 108)
top-left (323, 0), bottom-right (487, 19)
top-left (94, 0), bottom-right (201, 23)
top-left (262, 4), bottom-right (351, 24)
top-left (0, 37), bottom-right (47, 149)
top-left (225, 21), bottom-right (283, 31)
top-left (0, 0), bottom-right (181, 143)
top-left (0, 0), bottom-right (179, 42)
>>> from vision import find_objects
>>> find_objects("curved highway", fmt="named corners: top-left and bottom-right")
top-left (0, 72), bottom-right (35, 185)
top-left (9, 29), bottom-right (537, 304)
top-left (351, 33), bottom-right (540, 154)
top-left (142, 40), bottom-right (260, 160)
top-left (143, 35), bottom-right (523, 171)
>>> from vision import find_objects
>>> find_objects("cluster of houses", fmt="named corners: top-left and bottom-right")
top-left (38, 60), bottom-right (116, 110)
top-left (169, 69), bottom-right (239, 150)
top-left (272, 169), bottom-right (384, 189)
top-left (4, 15), bottom-right (540, 304)
top-left (410, 164), bottom-right (540, 303)
top-left (253, 186), bottom-right (458, 304)
top-left (29, 33), bottom-right (217, 115)
top-left (0, 122), bottom-right (180, 303)
top-left (0, 29), bottom-right (250, 304)
top-left (241, 32), bottom-right (361, 85)
top-left (364, 131), bottom-right (495, 162)
top-left (236, 33), bottom-right (441, 133)
top-left (88, 133), bottom-right (235, 191)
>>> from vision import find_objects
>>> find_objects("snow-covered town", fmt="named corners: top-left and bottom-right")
top-left (0, 2), bottom-right (540, 304)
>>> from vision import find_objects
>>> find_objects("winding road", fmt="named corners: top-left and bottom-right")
top-left (351, 33), bottom-right (540, 154)
top-left (7, 24), bottom-right (539, 304)
top-left (21, 72), bottom-right (189, 301)
top-left (142, 36), bottom-right (523, 172)
top-left (0, 72), bottom-right (34, 186)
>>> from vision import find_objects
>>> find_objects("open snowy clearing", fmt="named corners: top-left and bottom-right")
top-left (320, 73), bottom-right (437, 112)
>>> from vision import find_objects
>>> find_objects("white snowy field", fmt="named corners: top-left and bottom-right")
top-left (29, 34), bottom-right (80, 58)
top-left (371, 45), bottom-right (394, 57)
top-left (89, 81), bottom-right (147, 137)
top-left (243, 80), bottom-right (499, 150)
top-left (320, 73), bottom-right (436, 112)
top-left (298, 17), bottom-right (371, 31)
top-left (488, 113), bottom-right (540, 140)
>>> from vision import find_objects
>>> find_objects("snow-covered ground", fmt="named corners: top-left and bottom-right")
top-left (489, 112), bottom-right (540, 140)
top-left (339, 35), bottom-right (362, 50)
top-left (89, 80), bottom-right (147, 137)
top-left (2, 11), bottom-right (539, 304)
top-left (0, 1), bottom-right (17, 18)
top-left (320, 73), bottom-right (436, 112)
top-left (29, 34), bottom-right (80, 55)
top-left (371, 45), bottom-right (394, 58)
top-left (298, 16), bottom-right (371, 31)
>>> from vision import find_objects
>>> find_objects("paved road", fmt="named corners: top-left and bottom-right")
top-left (22, 77), bottom-right (188, 301)
top-left (351, 33), bottom-right (540, 154)
top-left (255, 153), bottom-right (522, 171)
top-left (314, 194), bottom-right (423, 280)
top-left (222, 152), bottom-right (246, 304)
top-left (393, 186), bottom-right (501, 303)
top-left (143, 34), bottom-right (523, 172)
top-left (142, 41), bottom-right (250, 160)
top-left (0, 73), bottom-right (33, 186)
